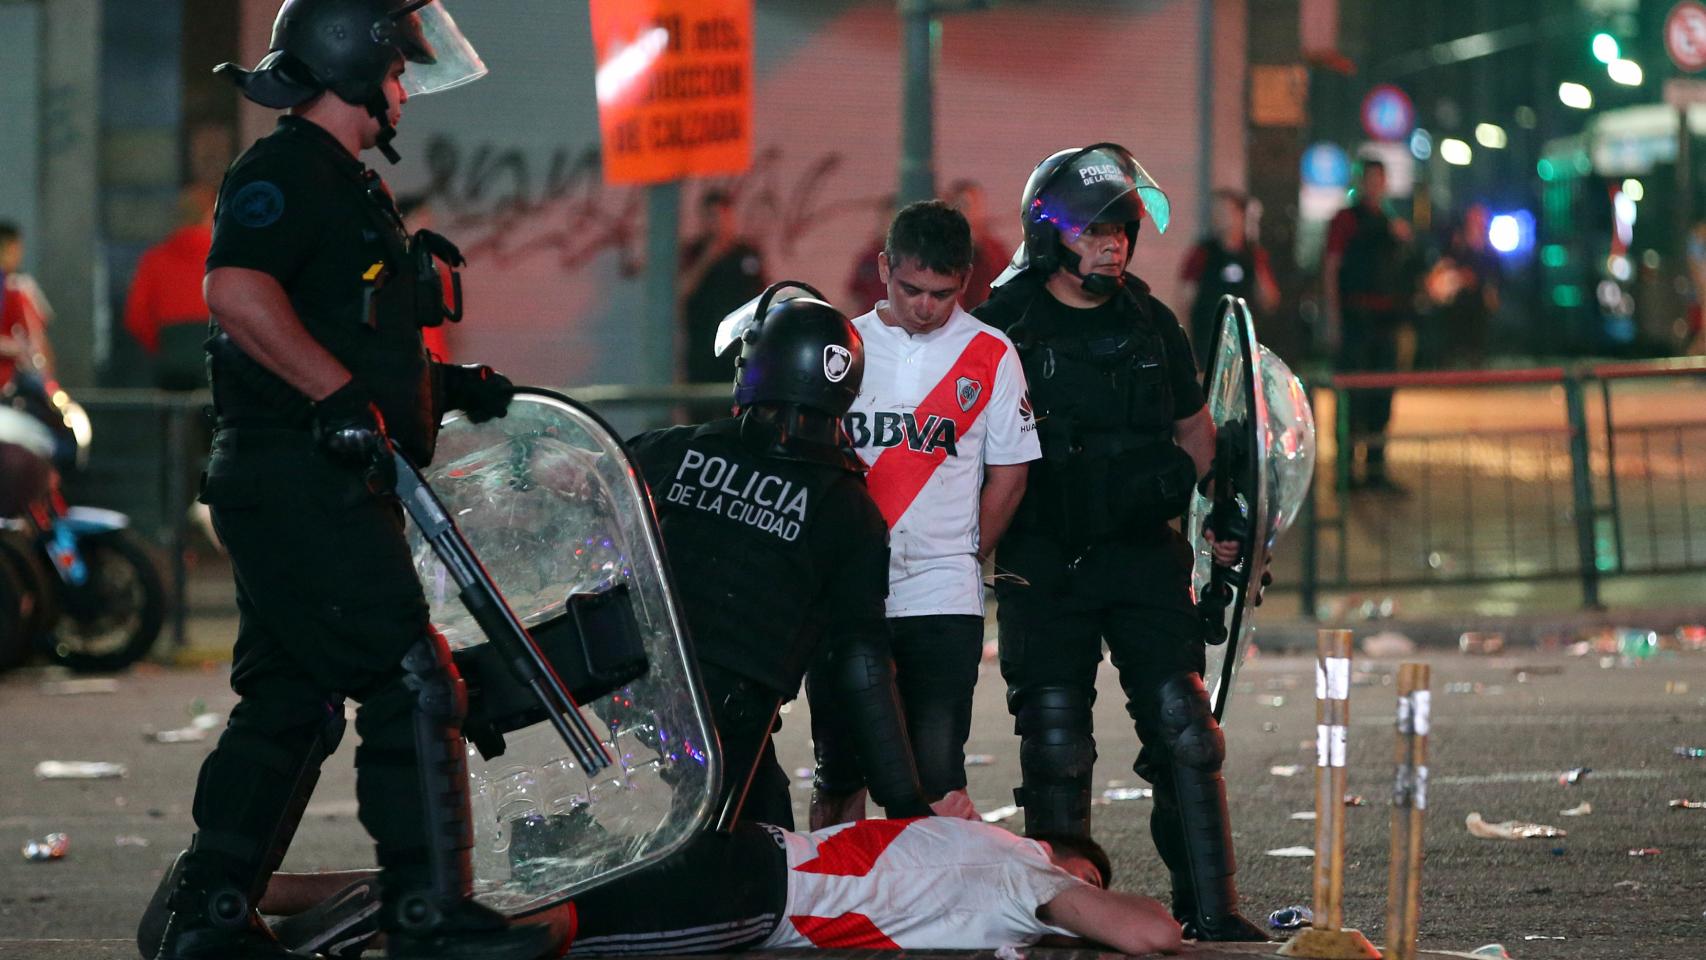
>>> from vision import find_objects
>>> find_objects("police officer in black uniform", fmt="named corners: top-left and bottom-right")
top-left (629, 287), bottom-right (931, 831)
top-left (140, 3), bottom-right (569, 959)
top-left (972, 144), bottom-right (1267, 941)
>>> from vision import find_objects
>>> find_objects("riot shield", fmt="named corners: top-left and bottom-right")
top-left (1188, 299), bottom-right (1318, 719)
top-left (1188, 297), bottom-right (1269, 720)
top-left (406, 389), bottom-right (717, 914)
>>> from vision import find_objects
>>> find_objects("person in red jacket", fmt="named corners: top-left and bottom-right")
top-left (124, 186), bottom-right (216, 390)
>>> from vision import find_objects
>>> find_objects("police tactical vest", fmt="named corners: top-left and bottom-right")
top-left (642, 419), bottom-right (854, 697)
top-left (209, 121), bottom-right (438, 464)
top-left (1004, 281), bottom-right (1188, 543)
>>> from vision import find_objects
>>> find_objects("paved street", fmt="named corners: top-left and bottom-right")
top-left (2, 642), bottom-right (1702, 959)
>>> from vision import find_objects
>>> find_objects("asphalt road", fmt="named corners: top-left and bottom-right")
top-left (2, 645), bottom-right (1703, 960)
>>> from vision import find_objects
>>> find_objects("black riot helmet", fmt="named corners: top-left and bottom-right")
top-left (716, 282), bottom-right (864, 419)
top-left (996, 142), bottom-right (1172, 297)
top-left (215, 0), bottom-right (485, 163)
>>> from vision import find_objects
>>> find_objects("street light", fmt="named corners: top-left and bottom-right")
top-left (1608, 59), bottom-right (1643, 86)
top-left (1440, 138), bottom-right (1473, 166)
top-left (1622, 178), bottom-right (1644, 202)
top-left (1475, 123), bottom-right (1507, 149)
top-left (1559, 82), bottom-right (1593, 109)
top-left (1591, 32), bottom-right (1620, 64)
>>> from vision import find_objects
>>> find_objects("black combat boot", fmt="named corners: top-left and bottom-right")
top-left (152, 856), bottom-right (324, 960)
top-left (1167, 763), bottom-right (1270, 941)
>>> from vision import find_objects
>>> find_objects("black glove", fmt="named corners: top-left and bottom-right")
top-left (312, 380), bottom-right (394, 493)
top-left (437, 363), bottom-right (514, 423)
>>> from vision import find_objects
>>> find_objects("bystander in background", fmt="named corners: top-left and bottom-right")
top-left (0, 221), bottom-right (55, 384)
top-left (679, 189), bottom-right (766, 390)
top-left (123, 186), bottom-right (216, 390)
top-left (946, 179), bottom-right (1010, 309)
top-left (1421, 203), bottom-right (1499, 369)
top-left (1178, 189), bottom-right (1279, 360)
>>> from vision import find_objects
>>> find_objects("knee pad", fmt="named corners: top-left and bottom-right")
top-left (1155, 673), bottom-right (1224, 773)
top-left (1015, 685), bottom-right (1097, 782)
top-left (401, 630), bottom-right (467, 727)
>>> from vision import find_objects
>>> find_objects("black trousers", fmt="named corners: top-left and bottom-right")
top-left (569, 822), bottom-right (786, 956)
top-left (1338, 309), bottom-right (1402, 476)
top-left (993, 531), bottom-right (1204, 791)
top-left (808, 613), bottom-right (984, 797)
top-left (189, 431), bottom-right (437, 890)
top-left (700, 664), bottom-right (794, 830)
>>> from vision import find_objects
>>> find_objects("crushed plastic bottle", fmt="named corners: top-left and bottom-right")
top-left (1629, 847), bottom-right (1661, 857)
top-left (1102, 787), bottom-right (1153, 801)
top-left (1559, 767), bottom-right (1591, 786)
top-left (21, 833), bottom-right (69, 862)
top-left (1265, 846), bottom-right (1315, 858)
top-left (1675, 746), bottom-right (1706, 759)
top-left (1669, 799), bottom-right (1706, 810)
top-left (1268, 905), bottom-right (1313, 931)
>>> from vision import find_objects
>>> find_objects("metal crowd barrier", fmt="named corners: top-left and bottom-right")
top-left (1299, 356), bottom-right (1706, 614)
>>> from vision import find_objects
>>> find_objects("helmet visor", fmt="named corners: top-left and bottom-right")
top-left (396, 2), bottom-right (487, 97)
top-left (1032, 145), bottom-right (1172, 239)
top-left (713, 281), bottom-right (828, 358)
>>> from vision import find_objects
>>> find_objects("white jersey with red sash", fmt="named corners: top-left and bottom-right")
top-left (759, 817), bottom-right (1080, 950)
top-left (844, 304), bottom-right (1039, 617)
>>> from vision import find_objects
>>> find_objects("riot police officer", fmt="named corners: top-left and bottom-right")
top-left (972, 144), bottom-right (1267, 941)
top-left (141, 3), bottom-right (566, 959)
top-left (629, 285), bottom-right (931, 831)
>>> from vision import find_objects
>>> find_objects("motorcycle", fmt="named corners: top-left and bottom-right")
top-left (0, 368), bottom-right (166, 673)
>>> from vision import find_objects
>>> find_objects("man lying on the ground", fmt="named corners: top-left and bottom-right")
top-left (255, 817), bottom-right (1182, 957)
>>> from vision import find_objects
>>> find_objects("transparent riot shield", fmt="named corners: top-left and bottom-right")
top-left (1187, 297), bottom-right (1269, 720)
top-left (1258, 344), bottom-right (1318, 553)
top-left (407, 389), bottom-right (716, 914)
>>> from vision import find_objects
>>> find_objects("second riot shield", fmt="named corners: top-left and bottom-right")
top-left (407, 389), bottom-right (717, 914)
top-left (1187, 296), bottom-right (1270, 720)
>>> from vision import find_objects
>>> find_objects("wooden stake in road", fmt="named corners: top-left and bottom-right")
top-left (1383, 662), bottom-right (1431, 960)
top-left (1278, 629), bottom-right (1380, 959)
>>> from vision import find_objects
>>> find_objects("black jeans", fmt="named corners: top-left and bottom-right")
top-left (1338, 309), bottom-right (1402, 478)
top-left (808, 614), bottom-right (984, 797)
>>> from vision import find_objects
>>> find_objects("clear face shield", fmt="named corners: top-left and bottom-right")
top-left (393, 0), bottom-right (488, 97)
top-left (712, 281), bottom-right (831, 359)
top-left (1039, 145), bottom-right (1172, 242)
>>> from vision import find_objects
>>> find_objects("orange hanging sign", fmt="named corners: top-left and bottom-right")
top-left (588, 0), bottom-right (753, 185)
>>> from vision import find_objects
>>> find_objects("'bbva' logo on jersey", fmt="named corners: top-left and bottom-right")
top-left (843, 411), bottom-right (959, 456)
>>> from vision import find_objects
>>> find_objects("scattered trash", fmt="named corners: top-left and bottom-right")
top-left (40, 679), bottom-right (119, 696)
top-left (34, 761), bottom-right (126, 780)
top-left (1669, 799), bottom-right (1706, 810)
top-left (1459, 632), bottom-right (1505, 655)
top-left (1665, 681), bottom-right (1691, 695)
top-left (1268, 905), bottom-right (1313, 931)
top-left (21, 833), bottom-right (69, 862)
top-left (1343, 794), bottom-right (1367, 807)
top-left (147, 713), bottom-right (222, 744)
top-left (1549, 846), bottom-right (1568, 857)
top-left (1629, 847), bottom-right (1661, 858)
top-left (1523, 935), bottom-right (1566, 941)
top-left (1261, 722), bottom-right (1280, 733)
top-left (793, 767), bottom-right (813, 781)
top-left (963, 754), bottom-right (996, 767)
top-left (1466, 812), bottom-right (1567, 840)
top-left (981, 804), bottom-right (1020, 823)
top-left (1468, 945), bottom-right (1511, 959)
top-left (1614, 880), bottom-right (1644, 890)
top-left (1560, 802), bottom-right (1593, 817)
top-left (1270, 765), bottom-right (1302, 777)
top-left (1559, 767), bottom-right (1591, 786)
top-left (1616, 628), bottom-right (1659, 660)
top-left (1361, 631), bottom-right (1416, 658)
top-left (1674, 746), bottom-right (1706, 759)
top-left (1289, 811), bottom-right (1316, 821)
top-left (1677, 625), bottom-right (1706, 651)
top-left (1446, 681), bottom-right (1506, 695)
top-left (1258, 695), bottom-right (1287, 708)
top-left (114, 835), bottom-right (149, 847)
top-left (1265, 846), bottom-right (1315, 858)
top-left (1102, 787), bottom-right (1153, 801)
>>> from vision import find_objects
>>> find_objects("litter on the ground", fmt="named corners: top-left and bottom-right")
top-left (1559, 767), bottom-right (1591, 786)
top-left (963, 754), bottom-right (995, 767)
top-left (1466, 812), bottom-right (1566, 840)
top-left (1560, 802), bottom-right (1592, 817)
top-left (1459, 632), bottom-right (1505, 655)
top-left (1343, 794), bottom-right (1367, 807)
top-left (1270, 765), bottom-right (1302, 777)
top-left (115, 835), bottom-right (149, 847)
top-left (1629, 847), bottom-right (1661, 857)
top-left (1665, 681), bottom-right (1691, 695)
top-left (40, 678), bottom-right (119, 696)
top-left (1101, 787), bottom-right (1152, 801)
top-left (21, 833), bottom-right (69, 862)
top-left (1360, 631), bottom-right (1415, 657)
top-left (1258, 695), bottom-right (1287, 708)
top-left (1268, 905), bottom-right (1313, 930)
top-left (981, 805), bottom-right (1020, 823)
top-left (1468, 945), bottom-right (1511, 959)
top-left (1266, 846), bottom-right (1315, 858)
top-left (1669, 799), bottom-right (1706, 810)
top-left (1523, 935), bottom-right (1566, 941)
top-left (1261, 722), bottom-right (1280, 733)
top-left (1289, 811), bottom-right (1316, 821)
top-left (147, 713), bottom-right (221, 744)
top-left (34, 761), bottom-right (126, 780)
top-left (1674, 746), bottom-right (1706, 759)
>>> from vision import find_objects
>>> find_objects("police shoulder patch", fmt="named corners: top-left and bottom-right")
top-left (231, 181), bottom-right (286, 229)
